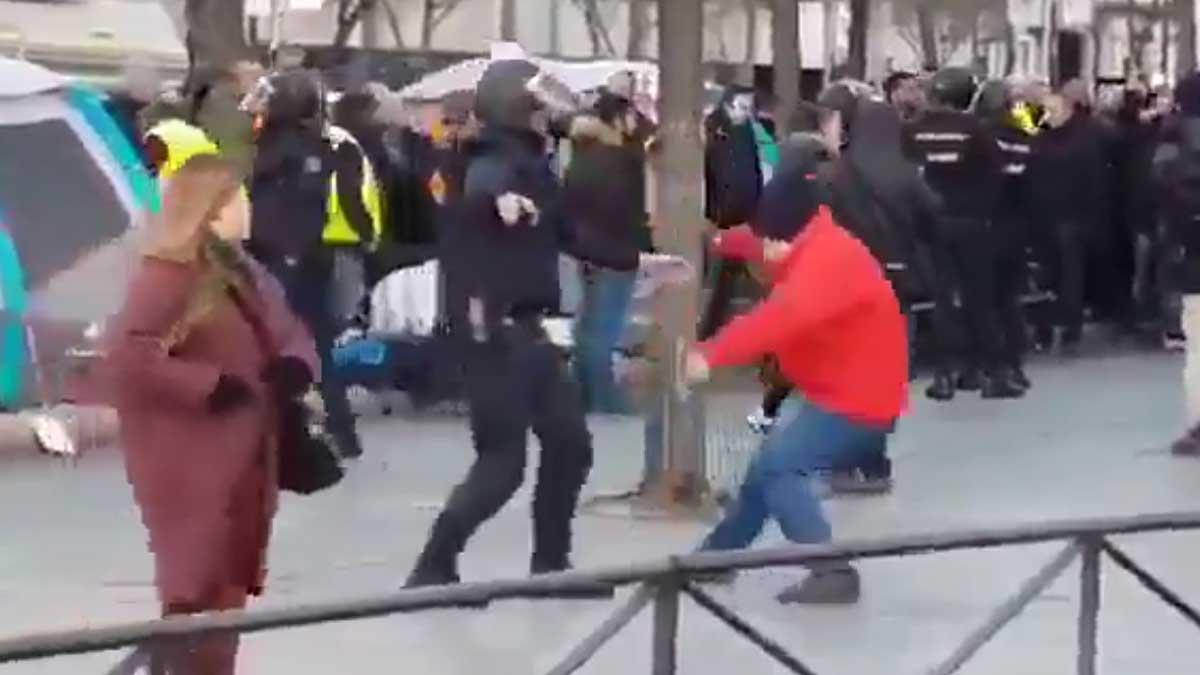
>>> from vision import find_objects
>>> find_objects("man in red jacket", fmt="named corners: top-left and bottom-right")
top-left (686, 166), bottom-right (908, 605)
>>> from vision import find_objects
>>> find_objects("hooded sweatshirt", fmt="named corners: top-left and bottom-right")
top-left (702, 207), bottom-right (908, 427)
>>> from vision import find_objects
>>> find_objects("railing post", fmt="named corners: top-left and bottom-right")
top-left (1077, 536), bottom-right (1102, 675)
top-left (652, 577), bottom-right (681, 675)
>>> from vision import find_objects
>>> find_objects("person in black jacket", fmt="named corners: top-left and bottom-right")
top-left (406, 60), bottom-right (686, 588)
top-left (974, 80), bottom-right (1036, 390)
top-left (700, 86), bottom-right (763, 339)
top-left (1155, 73), bottom-right (1200, 455)
top-left (564, 90), bottom-right (653, 413)
top-left (905, 68), bottom-right (1022, 401)
top-left (1028, 92), bottom-right (1107, 355)
top-left (246, 69), bottom-right (364, 460)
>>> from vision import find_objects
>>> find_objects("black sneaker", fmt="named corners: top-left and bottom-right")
top-left (981, 373), bottom-right (1026, 400)
top-left (1010, 366), bottom-right (1031, 391)
top-left (333, 431), bottom-right (364, 459)
top-left (776, 566), bottom-right (861, 605)
top-left (1171, 427), bottom-right (1200, 456)
top-left (925, 373), bottom-right (956, 402)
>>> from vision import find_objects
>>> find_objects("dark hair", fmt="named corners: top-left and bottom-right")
top-left (883, 71), bottom-right (917, 102)
top-left (788, 101), bottom-right (833, 134)
top-left (593, 90), bottom-right (633, 126)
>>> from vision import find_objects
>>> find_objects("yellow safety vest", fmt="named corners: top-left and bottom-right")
top-left (323, 125), bottom-right (384, 246)
top-left (145, 119), bottom-right (220, 181)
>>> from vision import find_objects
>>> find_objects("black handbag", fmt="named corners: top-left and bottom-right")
top-left (229, 289), bottom-right (345, 496)
top-left (274, 393), bottom-right (344, 495)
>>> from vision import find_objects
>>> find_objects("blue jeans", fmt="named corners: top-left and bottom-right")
top-left (703, 398), bottom-right (889, 550)
top-left (573, 267), bottom-right (636, 413)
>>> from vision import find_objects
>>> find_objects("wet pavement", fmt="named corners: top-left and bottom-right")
top-left (3, 349), bottom-right (1200, 674)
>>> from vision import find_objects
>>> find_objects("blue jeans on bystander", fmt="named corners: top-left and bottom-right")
top-left (703, 398), bottom-right (890, 550)
top-left (573, 267), bottom-right (637, 413)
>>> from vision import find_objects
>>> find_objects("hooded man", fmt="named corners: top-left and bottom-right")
top-left (685, 157), bottom-right (908, 605)
top-left (405, 60), bottom-right (688, 588)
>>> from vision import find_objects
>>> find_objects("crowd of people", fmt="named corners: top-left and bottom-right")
top-left (85, 49), bottom-right (1200, 671)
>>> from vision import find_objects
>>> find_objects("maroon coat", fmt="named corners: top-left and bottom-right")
top-left (104, 256), bottom-right (317, 606)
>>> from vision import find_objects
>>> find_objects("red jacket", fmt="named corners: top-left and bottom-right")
top-left (701, 207), bottom-right (908, 427)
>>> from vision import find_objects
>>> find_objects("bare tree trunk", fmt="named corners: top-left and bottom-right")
top-left (772, 0), bottom-right (800, 136)
top-left (916, 1), bottom-right (940, 70)
top-left (739, 0), bottom-right (759, 85)
top-left (628, 0), bottom-right (650, 58)
top-left (500, 0), bottom-right (517, 41)
top-left (184, 0), bottom-right (248, 84)
top-left (647, 0), bottom-right (707, 508)
top-left (1004, 18), bottom-right (1017, 75)
top-left (1178, 0), bottom-right (1197, 75)
top-left (847, 0), bottom-right (869, 79)
top-left (421, 0), bottom-right (436, 47)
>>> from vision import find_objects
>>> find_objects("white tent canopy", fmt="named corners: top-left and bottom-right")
top-left (0, 58), bottom-right (68, 99)
top-left (398, 42), bottom-right (659, 102)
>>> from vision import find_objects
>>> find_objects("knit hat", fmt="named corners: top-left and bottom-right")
top-left (750, 158), bottom-right (821, 241)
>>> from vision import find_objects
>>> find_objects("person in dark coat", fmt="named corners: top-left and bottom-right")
top-left (247, 69), bottom-right (364, 459)
top-left (1028, 91), bottom-right (1107, 354)
top-left (905, 68), bottom-right (1021, 400)
top-left (700, 86), bottom-right (763, 339)
top-left (974, 79), bottom-right (1037, 389)
top-left (564, 90), bottom-right (653, 413)
top-left (1155, 73), bottom-right (1200, 455)
top-left (405, 60), bottom-right (687, 588)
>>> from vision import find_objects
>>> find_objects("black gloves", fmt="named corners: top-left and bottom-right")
top-left (207, 374), bottom-right (253, 414)
top-left (261, 356), bottom-right (313, 401)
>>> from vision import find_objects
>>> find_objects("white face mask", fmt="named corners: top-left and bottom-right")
top-left (726, 95), bottom-right (754, 126)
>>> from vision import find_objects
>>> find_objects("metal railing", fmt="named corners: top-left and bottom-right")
top-left (1, 512), bottom-right (1200, 674)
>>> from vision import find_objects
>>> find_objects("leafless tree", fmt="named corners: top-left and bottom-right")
top-left (573, 0), bottom-right (617, 56)
top-left (500, 0), bottom-right (517, 41)
top-left (184, 0), bottom-right (249, 87)
top-left (846, 0), bottom-right (869, 79)
top-left (628, 0), bottom-right (652, 58)
top-left (420, 0), bottom-right (467, 48)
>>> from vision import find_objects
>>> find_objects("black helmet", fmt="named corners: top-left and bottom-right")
top-left (972, 79), bottom-right (1011, 121)
top-left (930, 67), bottom-right (977, 111)
top-left (475, 60), bottom-right (542, 130)
top-left (265, 69), bottom-right (324, 126)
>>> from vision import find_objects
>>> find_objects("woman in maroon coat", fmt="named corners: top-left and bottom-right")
top-left (104, 155), bottom-right (317, 674)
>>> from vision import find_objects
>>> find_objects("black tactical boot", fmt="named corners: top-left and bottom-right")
top-left (926, 372), bottom-right (956, 401)
top-left (981, 371), bottom-right (1026, 400)
top-left (527, 555), bottom-right (614, 599)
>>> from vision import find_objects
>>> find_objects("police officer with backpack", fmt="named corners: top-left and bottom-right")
top-left (905, 68), bottom-right (1023, 401)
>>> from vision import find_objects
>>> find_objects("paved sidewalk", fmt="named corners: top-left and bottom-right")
top-left (1, 350), bottom-right (1199, 674)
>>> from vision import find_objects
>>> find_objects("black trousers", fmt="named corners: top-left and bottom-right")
top-left (700, 259), bottom-right (748, 340)
top-left (992, 227), bottom-right (1030, 368)
top-left (423, 325), bottom-right (594, 567)
top-left (260, 253), bottom-right (357, 441)
top-left (1043, 220), bottom-right (1087, 341)
top-left (928, 221), bottom-right (1003, 375)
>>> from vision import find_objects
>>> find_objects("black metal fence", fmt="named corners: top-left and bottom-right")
top-left (1, 512), bottom-right (1199, 674)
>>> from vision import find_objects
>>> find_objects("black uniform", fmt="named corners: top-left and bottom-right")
top-left (407, 61), bottom-right (638, 588)
top-left (986, 119), bottom-right (1036, 376)
top-left (248, 71), bottom-right (365, 458)
top-left (904, 105), bottom-right (1012, 396)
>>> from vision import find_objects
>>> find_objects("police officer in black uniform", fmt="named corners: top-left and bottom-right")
top-left (975, 80), bottom-right (1036, 391)
top-left (405, 60), bottom-right (685, 588)
top-left (905, 68), bottom-right (1023, 400)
